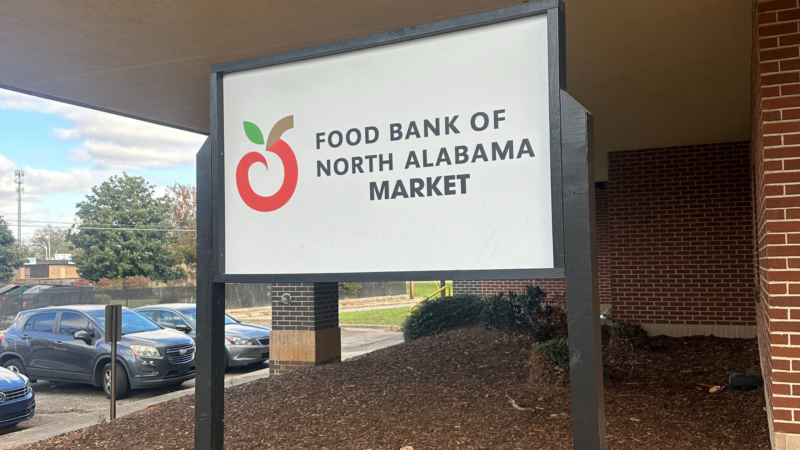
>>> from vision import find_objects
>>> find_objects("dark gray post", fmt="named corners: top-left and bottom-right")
top-left (560, 91), bottom-right (606, 450)
top-left (194, 139), bottom-right (226, 450)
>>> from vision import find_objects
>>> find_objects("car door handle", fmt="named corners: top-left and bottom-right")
top-left (21, 335), bottom-right (28, 340)
top-left (55, 341), bottom-right (63, 345)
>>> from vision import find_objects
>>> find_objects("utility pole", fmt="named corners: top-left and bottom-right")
top-left (14, 170), bottom-right (24, 246)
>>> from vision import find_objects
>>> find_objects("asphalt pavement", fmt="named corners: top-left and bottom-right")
top-left (0, 328), bottom-right (404, 449)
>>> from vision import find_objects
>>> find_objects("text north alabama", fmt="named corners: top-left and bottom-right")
top-left (313, 109), bottom-right (538, 201)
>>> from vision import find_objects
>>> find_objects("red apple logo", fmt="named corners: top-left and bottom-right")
top-left (236, 115), bottom-right (298, 212)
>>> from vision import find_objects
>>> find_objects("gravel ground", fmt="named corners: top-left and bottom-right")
top-left (13, 326), bottom-right (769, 450)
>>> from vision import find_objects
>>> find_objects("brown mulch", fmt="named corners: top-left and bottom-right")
top-left (17, 327), bottom-right (769, 450)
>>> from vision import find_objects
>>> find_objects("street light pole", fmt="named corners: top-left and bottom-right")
top-left (13, 170), bottom-right (24, 246)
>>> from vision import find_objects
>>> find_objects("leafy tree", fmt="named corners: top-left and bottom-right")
top-left (0, 217), bottom-right (27, 283)
top-left (69, 174), bottom-right (185, 282)
top-left (166, 183), bottom-right (197, 277)
top-left (30, 225), bottom-right (72, 259)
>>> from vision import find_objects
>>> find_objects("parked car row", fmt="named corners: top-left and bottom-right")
top-left (0, 303), bottom-right (270, 428)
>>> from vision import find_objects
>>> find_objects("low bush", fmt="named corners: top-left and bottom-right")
top-left (608, 321), bottom-right (648, 349)
top-left (95, 278), bottom-right (122, 290)
top-left (530, 338), bottom-right (570, 384)
top-left (482, 285), bottom-right (567, 342)
top-left (402, 295), bottom-right (483, 342)
top-left (124, 275), bottom-right (151, 289)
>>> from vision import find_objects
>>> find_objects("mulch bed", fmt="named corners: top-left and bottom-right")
top-left (17, 327), bottom-right (769, 449)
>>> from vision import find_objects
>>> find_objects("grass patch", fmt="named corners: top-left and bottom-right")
top-left (406, 281), bottom-right (454, 299)
top-left (339, 306), bottom-right (409, 326)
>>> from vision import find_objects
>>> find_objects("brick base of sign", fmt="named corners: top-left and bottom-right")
top-left (269, 328), bottom-right (341, 360)
top-left (269, 282), bottom-right (341, 375)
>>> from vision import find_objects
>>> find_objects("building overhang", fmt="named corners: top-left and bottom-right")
top-left (0, 0), bottom-right (751, 179)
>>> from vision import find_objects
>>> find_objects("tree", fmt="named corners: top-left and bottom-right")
top-left (30, 225), bottom-right (71, 259)
top-left (0, 217), bottom-right (27, 283)
top-left (166, 183), bottom-right (197, 277)
top-left (69, 174), bottom-right (185, 282)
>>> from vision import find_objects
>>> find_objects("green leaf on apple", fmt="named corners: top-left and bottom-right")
top-left (243, 121), bottom-right (264, 145)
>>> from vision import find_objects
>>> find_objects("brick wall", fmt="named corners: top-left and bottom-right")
top-left (481, 279), bottom-right (567, 304)
top-left (607, 142), bottom-right (755, 327)
top-left (754, 0), bottom-right (800, 444)
top-left (452, 280), bottom-right (482, 295)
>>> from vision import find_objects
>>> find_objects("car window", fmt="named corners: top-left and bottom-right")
top-left (137, 309), bottom-right (156, 321)
top-left (31, 313), bottom-right (56, 333)
top-left (179, 309), bottom-right (236, 325)
top-left (86, 309), bottom-right (161, 335)
top-left (155, 310), bottom-right (188, 329)
top-left (23, 315), bottom-right (35, 331)
top-left (59, 312), bottom-right (95, 336)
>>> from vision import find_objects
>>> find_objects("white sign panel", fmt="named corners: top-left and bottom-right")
top-left (223, 15), bottom-right (554, 276)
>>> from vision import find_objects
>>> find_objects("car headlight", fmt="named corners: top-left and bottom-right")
top-left (131, 345), bottom-right (161, 358)
top-left (225, 336), bottom-right (254, 346)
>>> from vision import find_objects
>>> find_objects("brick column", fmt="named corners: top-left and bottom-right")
top-left (755, 1), bottom-right (800, 447)
top-left (269, 282), bottom-right (341, 375)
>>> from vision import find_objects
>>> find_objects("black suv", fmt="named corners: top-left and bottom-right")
top-left (0, 305), bottom-right (196, 398)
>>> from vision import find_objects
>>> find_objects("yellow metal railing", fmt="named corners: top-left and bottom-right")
top-left (409, 284), bottom-right (452, 313)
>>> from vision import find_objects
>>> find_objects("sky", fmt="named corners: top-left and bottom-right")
top-left (0, 88), bottom-right (206, 241)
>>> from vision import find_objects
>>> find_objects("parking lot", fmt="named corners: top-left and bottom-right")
top-left (0, 328), bottom-right (403, 449)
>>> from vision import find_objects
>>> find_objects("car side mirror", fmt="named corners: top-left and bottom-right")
top-left (175, 325), bottom-right (192, 333)
top-left (73, 330), bottom-right (92, 345)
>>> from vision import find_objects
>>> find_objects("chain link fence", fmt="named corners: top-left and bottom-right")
top-left (338, 281), bottom-right (407, 299)
top-left (0, 282), bottom-right (402, 328)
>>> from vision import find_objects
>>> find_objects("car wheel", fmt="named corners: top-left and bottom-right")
top-left (102, 362), bottom-right (129, 399)
top-left (4, 358), bottom-right (31, 381)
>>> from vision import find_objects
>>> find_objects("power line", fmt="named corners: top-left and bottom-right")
top-left (6, 223), bottom-right (195, 232)
top-left (3, 217), bottom-right (195, 232)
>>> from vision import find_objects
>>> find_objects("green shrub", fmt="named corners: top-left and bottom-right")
top-left (95, 278), bottom-right (122, 290)
top-left (530, 338), bottom-right (570, 384)
top-left (123, 275), bottom-right (151, 289)
top-left (402, 295), bottom-right (483, 342)
top-left (482, 285), bottom-right (567, 342)
top-left (608, 321), bottom-right (648, 349)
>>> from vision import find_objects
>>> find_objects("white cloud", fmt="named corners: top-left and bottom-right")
top-left (0, 153), bottom-right (113, 202)
top-left (0, 89), bottom-right (206, 170)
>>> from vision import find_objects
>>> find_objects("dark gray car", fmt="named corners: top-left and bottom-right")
top-left (134, 304), bottom-right (270, 368)
top-left (0, 305), bottom-right (196, 399)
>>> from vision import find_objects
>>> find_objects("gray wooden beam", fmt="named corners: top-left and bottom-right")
top-left (194, 138), bottom-right (226, 450)
top-left (561, 90), bottom-right (606, 450)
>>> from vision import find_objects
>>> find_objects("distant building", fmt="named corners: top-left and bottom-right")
top-left (13, 259), bottom-right (78, 281)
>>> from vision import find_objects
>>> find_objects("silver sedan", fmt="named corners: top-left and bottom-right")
top-left (134, 304), bottom-right (270, 368)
